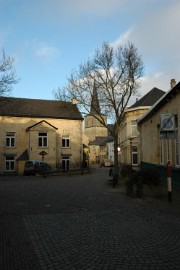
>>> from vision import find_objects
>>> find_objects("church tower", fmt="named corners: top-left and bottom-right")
top-left (84, 85), bottom-right (108, 141)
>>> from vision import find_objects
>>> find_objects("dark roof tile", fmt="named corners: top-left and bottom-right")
top-left (130, 88), bottom-right (165, 108)
top-left (138, 81), bottom-right (180, 124)
top-left (89, 136), bottom-right (106, 145)
top-left (0, 97), bottom-right (83, 120)
top-left (17, 149), bottom-right (29, 161)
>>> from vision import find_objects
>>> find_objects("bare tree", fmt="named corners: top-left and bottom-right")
top-left (55, 42), bottom-right (144, 185)
top-left (0, 49), bottom-right (19, 96)
top-left (52, 86), bottom-right (71, 102)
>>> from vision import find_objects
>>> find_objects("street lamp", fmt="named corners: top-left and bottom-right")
top-left (117, 146), bottom-right (121, 165)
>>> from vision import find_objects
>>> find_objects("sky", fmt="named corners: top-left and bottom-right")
top-left (1, 0), bottom-right (180, 105)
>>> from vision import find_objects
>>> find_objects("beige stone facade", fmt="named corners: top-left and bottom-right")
top-left (119, 107), bottom-right (150, 166)
top-left (119, 87), bottom-right (165, 167)
top-left (84, 114), bottom-right (108, 164)
top-left (84, 114), bottom-right (108, 141)
top-left (0, 97), bottom-right (83, 175)
top-left (99, 137), bottom-right (114, 164)
top-left (89, 144), bottom-right (101, 164)
top-left (138, 87), bottom-right (180, 167)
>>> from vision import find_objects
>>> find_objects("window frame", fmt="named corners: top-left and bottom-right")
top-left (62, 156), bottom-right (70, 171)
top-left (6, 132), bottom-right (15, 148)
top-left (160, 139), bottom-right (164, 165)
top-left (38, 132), bottom-right (48, 148)
top-left (131, 146), bottom-right (138, 166)
top-left (131, 120), bottom-right (138, 137)
top-left (5, 156), bottom-right (15, 171)
top-left (175, 115), bottom-right (179, 166)
top-left (62, 135), bottom-right (70, 148)
top-left (175, 130), bottom-right (179, 165)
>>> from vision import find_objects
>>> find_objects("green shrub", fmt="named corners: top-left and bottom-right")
top-left (126, 168), bottom-right (161, 198)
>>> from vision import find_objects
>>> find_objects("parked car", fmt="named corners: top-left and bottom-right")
top-left (24, 160), bottom-right (56, 176)
top-left (101, 159), bottom-right (113, 167)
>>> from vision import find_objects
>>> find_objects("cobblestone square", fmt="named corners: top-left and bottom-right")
top-left (0, 166), bottom-right (180, 269)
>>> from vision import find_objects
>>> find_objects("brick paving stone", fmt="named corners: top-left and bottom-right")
top-left (0, 215), bottom-right (40, 270)
top-left (0, 166), bottom-right (180, 269)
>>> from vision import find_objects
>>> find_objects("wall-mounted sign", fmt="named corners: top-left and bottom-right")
top-left (160, 114), bottom-right (175, 132)
top-left (39, 151), bottom-right (47, 156)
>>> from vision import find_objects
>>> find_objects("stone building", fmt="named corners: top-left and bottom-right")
top-left (138, 80), bottom-right (180, 184)
top-left (119, 87), bottom-right (165, 167)
top-left (0, 97), bottom-right (83, 175)
top-left (84, 87), bottom-right (108, 141)
top-left (83, 87), bottom-right (108, 163)
top-left (99, 136), bottom-right (114, 164)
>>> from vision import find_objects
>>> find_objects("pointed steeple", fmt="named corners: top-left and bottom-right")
top-left (90, 82), bottom-right (101, 114)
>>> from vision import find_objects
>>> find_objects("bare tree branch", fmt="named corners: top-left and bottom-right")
top-left (0, 49), bottom-right (19, 96)
top-left (54, 41), bottom-right (144, 178)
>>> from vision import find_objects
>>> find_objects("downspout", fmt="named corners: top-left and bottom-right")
top-left (28, 130), bottom-right (30, 160)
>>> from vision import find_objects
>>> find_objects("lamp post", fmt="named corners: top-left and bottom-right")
top-left (117, 146), bottom-right (121, 169)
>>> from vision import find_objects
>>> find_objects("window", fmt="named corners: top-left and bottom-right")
top-left (175, 132), bottom-right (179, 165)
top-left (175, 115), bottom-right (179, 165)
top-left (62, 156), bottom-right (70, 171)
top-left (5, 156), bottom-right (15, 171)
top-left (160, 140), bottom-right (164, 164)
top-left (131, 120), bottom-right (138, 137)
top-left (62, 135), bottom-right (70, 148)
top-left (38, 132), bottom-right (48, 147)
top-left (6, 132), bottom-right (15, 147)
top-left (132, 146), bottom-right (138, 166)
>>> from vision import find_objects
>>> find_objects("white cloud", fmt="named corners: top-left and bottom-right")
top-left (23, 39), bottom-right (60, 64)
top-left (18, 0), bottom-right (126, 24)
top-left (110, 28), bottom-right (134, 49)
top-left (111, 0), bottom-right (180, 96)
top-left (141, 73), bottom-right (170, 92)
top-left (35, 44), bottom-right (60, 64)
top-left (69, 0), bottom-right (125, 15)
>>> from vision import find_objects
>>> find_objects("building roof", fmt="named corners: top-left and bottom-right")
top-left (107, 124), bottom-right (114, 135)
top-left (89, 136), bottom-right (114, 146)
top-left (27, 120), bottom-right (58, 130)
top-left (99, 136), bottom-right (114, 146)
top-left (17, 149), bottom-right (29, 161)
top-left (130, 87), bottom-right (165, 108)
top-left (89, 136), bottom-right (106, 146)
top-left (0, 97), bottom-right (83, 120)
top-left (138, 81), bottom-right (180, 125)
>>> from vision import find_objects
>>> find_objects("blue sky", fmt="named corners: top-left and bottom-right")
top-left (1, 0), bottom-right (180, 105)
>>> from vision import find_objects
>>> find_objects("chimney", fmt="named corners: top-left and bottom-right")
top-left (170, 79), bottom-right (176, 89)
top-left (71, 97), bottom-right (77, 104)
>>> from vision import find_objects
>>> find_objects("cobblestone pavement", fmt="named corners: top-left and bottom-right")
top-left (0, 165), bottom-right (180, 270)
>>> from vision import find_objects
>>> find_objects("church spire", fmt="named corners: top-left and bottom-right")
top-left (90, 82), bottom-right (101, 114)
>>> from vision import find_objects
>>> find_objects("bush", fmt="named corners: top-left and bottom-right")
top-left (126, 168), bottom-right (161, 198)
top-left (120, 165), bottom-right (136, 178)
top-left (138, 169), bottom-right (161, 186)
